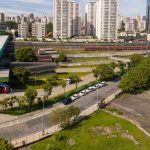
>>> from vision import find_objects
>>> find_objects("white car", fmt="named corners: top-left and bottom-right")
top-left (85, 89), bottom-right (90, 94)
top-left (79, 90), bottom-right (87, 96)
top-left (70, 94), bottom-right (80, 101)
top-left (88, 86), bottom-right (95, 92)
top-left (97, 83), bottom-right (103, 88)
top-left (101, 81), bottom-right (107, 86)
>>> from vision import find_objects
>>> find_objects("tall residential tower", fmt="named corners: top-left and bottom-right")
top-left (146, 0), bottom-right (150, 33)
top-left (96, 0), bottom-right (118, 41)
top-left (53, 0), bottom-right (80, 39)
top-left (85, 1), bottom-right (96, 36)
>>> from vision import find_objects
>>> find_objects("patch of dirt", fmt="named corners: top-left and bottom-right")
top-left (122, 133), bottom-right (139, 145)
top-left (67, 138), bottom-right (76, 146)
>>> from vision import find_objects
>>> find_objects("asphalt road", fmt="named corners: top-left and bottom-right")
top-left (0, 81), bottom-right (119, 140)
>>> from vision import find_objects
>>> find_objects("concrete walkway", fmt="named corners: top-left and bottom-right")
top-left (0, 74), bottom-right (95, 98)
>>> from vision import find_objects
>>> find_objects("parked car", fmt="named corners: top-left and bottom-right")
top-left (63, 97), bottom-right (73, 105)
top-left (79, 90), bottom-right (87, 96)
top-left (70, 94), bottom-right (80, 101)
top-left (0, 83), bottom-right (11, 94)
top-left (101, 81), bottom-right (107, 86)
top-left (88, 86), bottom-right (95, 92)
top-left (85, 89), bottom-right (90, 94)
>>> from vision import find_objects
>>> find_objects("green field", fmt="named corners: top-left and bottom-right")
top-left (13, 72), bottom-right (89, 90)
top-left (30, 110), bottom-right (150, 150)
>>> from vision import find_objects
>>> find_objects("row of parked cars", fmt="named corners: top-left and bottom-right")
top-left (63, 81), bottom-right (107, 105)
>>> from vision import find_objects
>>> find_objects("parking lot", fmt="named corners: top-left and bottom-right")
top-left (111, 91), bottom-right (150, 134)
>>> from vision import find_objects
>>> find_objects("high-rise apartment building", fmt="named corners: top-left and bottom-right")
top-left (96, 0), bottom-right (118, 41)
top-left (53, 0), bottom-right (80, 39)
top-left (18, 23), bottom-right (29, 38)
top-left (146, 0), bottom-right (150, 33)
top-left (0, 13), bottom-right (5, 23)
top-left (32, 22), bottom-right (46, 38)
top-left (85, 1), bottom-right (96, 36)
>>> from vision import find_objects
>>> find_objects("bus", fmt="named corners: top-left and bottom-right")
top-left (0, 83), bottom-right (10, 94)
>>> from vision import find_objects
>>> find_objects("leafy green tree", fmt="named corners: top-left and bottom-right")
top-left (130, 54), bottom-right (144, 68)
top-left (67, 106), bottom-right (80, 121)
top-left (117, 61), bottom-right (126, 76)
top-left (119, 65), bottom-right (150, 93)
top-left (94, 64), bottom-right (115, 81)
top-left (43, 74), bottom-right (59, 101)
top-left (6, 21), bottom-right (18, 29)
top-left (46, 23), bottom-right (53, 33)
top-left (69, 74), bottom-right (81, 89)
top-left (24, 88), bottom-right (37, 112)
top-left (56, 52), bottom-right (67, 62)
top-left (43, 83), bottom-right (52, 101)
top-left (0, 138), bottom-right (14, 150)
top-left (12, 67), bottom-right (30, 84)
top-left (0, 98), bottom-right (8, 109)
top-left (50, 106), bottom-right (80, 128)
top-left (60, 80), bottom-right (67, 97)
top-left (118, 20), bottom-right (125, 33)
top-left (15, 47), bottom-right (37, 62)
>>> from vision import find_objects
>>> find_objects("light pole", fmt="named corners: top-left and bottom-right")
top-left (35, 74), bottom-right (37, 86)
top-left (42, 98), bottom-right (45, 135)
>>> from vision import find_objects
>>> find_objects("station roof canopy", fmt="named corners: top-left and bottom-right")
top-left (0, 35), bottom-right (9, 60)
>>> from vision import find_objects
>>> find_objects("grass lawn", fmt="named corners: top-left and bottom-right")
top-left (71, 57), bottom-right (110, 63)
top-left (13, 72), bottom-right (89, 90)
top-left (30, 72), bottom-right (89, 80)
top-left (30, 110), bottom-right (150, 150)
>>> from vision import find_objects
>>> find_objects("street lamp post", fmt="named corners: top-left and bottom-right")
top-left (35, 74), bottom-right (37, 86)
top-left (42, 98), bottom-right (45, 135)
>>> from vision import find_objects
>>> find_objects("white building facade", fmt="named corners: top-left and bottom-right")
top-left (18, 23), bottom-right (29, 38)
top-left (32, 22), bottom-right (46, 38)
top-left (96, 0), bottom-right (118, 41)
top-left (85, 1), bottom-right (96, 36)
top-left (53, 0), bottom-right (80, 39)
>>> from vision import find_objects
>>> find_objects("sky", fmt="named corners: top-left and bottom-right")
top-left (0, 0), bottom-right (147, 17)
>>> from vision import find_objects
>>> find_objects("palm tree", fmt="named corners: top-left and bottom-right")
top-left (60, 80), bottom-right (67, 97)
top-left (43, 83), bottom-right (52, 101)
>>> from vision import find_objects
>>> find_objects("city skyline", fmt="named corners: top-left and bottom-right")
top-left (0, 0), bottom-right (147, 17)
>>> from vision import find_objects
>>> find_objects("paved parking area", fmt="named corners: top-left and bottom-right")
top-left (111, 91), bottom-right (150, 134)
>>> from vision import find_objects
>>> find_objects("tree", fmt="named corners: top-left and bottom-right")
top-left (0, 98), bottom-right (8, 109)
top-left (15, 47), bottom-right (37, 62)
top-left (24, 88), bottom-right (37, 112)
top-left (12, 67), bottom-right (30, 84)
top-left (56, 52), bottom-right (67, 62)
top-left (6, 21), bottom-right (18, 30)
top-left (130, 54), bottom-right (144, 68)
top-left (92, 68), bottom-right (99, 80)
top-left (60, 80), bottom-right (67, 97)
top-left (69, 74), bottom-right (81, 89)
top-left (119, 65), bottom-right (150, 93)
top-left (118, 20), bottom-right (125, 33)
top-left (50, 106), bottom-right (80, 128)
top-left (43, 83), bottom-right (52, 101)
top-left (117, 61), bottom-right (126, 76)
top-left (46, 23), bottom-right (53, 33)
top-left (67, 106), bottom-right (80, 121)
top-left (0, 138), bottom-right (14, 150)
top-left (43, 74), bottom-right (58, 101)
top-left (94, 64), bottom-right (115, 81)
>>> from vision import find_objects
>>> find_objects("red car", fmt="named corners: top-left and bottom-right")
top-left (0, 84), bottom-right (11, 94)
